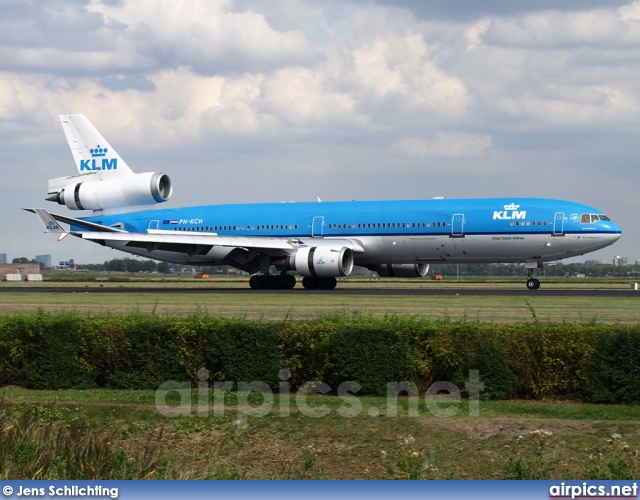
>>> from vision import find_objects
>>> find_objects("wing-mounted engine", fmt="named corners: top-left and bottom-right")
top-left (286, 245), bottom-right (355, 277)
top-left (46, 171), bottom-right (172, 212)
top-left (374, 263), bottom-right (429, 278)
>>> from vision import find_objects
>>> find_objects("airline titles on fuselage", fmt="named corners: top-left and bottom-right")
top-left (493, 203), bottom-right (526, 220)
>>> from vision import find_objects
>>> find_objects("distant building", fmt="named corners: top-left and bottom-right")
top-left (613, 256), bottom-right (628, 266)
top-left (0, 253), bottom-right (6, 264)
top-left (35, 254), bottom-right (52, 268)
top-left (1, 263), bottom-right (41, 281)
top-left (585, 259), bottom-right (606, 265)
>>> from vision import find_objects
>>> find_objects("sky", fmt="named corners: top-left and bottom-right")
top-left (1, 0), bottom-right (638, 266)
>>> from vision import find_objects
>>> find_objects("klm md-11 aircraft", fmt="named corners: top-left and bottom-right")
top-left (28, 115), bottom-right (621, 290)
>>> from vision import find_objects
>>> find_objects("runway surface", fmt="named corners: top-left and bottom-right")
top-left (1, 286), bottom-right (638, 297)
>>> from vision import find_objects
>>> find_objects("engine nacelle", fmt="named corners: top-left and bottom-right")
top-left (375, 263), bottom-right (429, 278)
top-left (48, 172), bottom-right (172, 211)
top-left (290, 246), bottom-right (354, 277)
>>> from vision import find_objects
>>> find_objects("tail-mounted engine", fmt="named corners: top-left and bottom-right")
top-left (46, 172), bottom-right (172, 212)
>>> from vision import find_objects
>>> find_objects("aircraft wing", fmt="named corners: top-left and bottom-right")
top-left (79, 231), bottom-right (295, 251)
top-left (79, 229), bottom-right (296, 273)
top-left (26, 209), bottom-right (365, 273)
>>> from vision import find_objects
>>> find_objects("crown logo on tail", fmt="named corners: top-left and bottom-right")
top-left (504, 203), bottom-right (520, 210)
top-left (90, 145), bottom-right (108, 157)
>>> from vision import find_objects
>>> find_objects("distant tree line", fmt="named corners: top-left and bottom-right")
top-left (430, 263), bottom-right (640, 278)
top-left (11, 258), bottom-right (45, 270)
top-left (76, 259), bottom-right (171, 274)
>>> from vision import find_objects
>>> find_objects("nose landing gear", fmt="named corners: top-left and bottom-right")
top-left (526, 266), bottom-right (541, 290)
top-left (526, 277), bottom-right (541, 290)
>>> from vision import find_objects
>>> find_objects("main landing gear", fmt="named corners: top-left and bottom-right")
top-left (302, 276), bottom-right (337, 290)
top-left (249, 273), bottom-right (296, 290)
top-left (526, 268), bottom-right (541, 290)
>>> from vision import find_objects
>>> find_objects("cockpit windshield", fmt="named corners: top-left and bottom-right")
top-left (580, 214), bottom-right (610, 223)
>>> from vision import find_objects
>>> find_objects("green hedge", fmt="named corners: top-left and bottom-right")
top-left (0, 311), bottom-right (638, 403)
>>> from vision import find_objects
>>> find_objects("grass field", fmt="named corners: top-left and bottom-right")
top-left (1, 278), bottom-right (639, 322)
top-left (1, 278), bottom-right (639, 480)
top-left (2, 389), bottom-right (639, 479)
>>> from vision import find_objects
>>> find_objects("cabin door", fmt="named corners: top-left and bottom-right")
top-left (451, 214), bottom-right (464, 237)
top-left (312, 216), bottom-right (324, 237)
top-left (553, 212), bottom-right (564, 236)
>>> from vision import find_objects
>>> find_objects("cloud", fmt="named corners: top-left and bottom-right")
top-left (393, 132), bottom-right (492, 159)
top-left (375, 0), bottom-right (631, 21)
top-left (97, 74), bottom-right (157, 92)
top-left (483, 9), bottom-right (640, 48)
top-left (91, 0), bottom-right (317, 74)
top-left (351, 35), bottom-right (469, 115)
top-left (0, 0), bottom-right (639, 264)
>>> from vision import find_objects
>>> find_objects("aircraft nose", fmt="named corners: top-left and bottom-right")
top-left (607, 222), bottom-right (622, 243)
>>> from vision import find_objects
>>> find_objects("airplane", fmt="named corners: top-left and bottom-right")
top-left (27, 114), bottom-right (621, 290)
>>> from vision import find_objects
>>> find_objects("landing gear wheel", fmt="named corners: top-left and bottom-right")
top-left (526, 278), bottom-right (541, 290)
top-left (250, 274), bottom-right (297, 289)
top-left (302, 276), bottom-right (338, 290)
top-left (285, 274), bottom-right (296, 289)
top-left (323, 277), bottom-right (337, 290)
top-left (249, 275), bottom-right (262, 289)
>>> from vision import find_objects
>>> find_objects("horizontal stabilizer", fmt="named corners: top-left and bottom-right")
top-left (28, 208), bottom-right (68, 234)
top-left (24, 208), bottom-right (128, 234)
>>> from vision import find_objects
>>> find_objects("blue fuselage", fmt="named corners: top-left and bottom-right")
top-left (74, 197), bottom-right (621, 266)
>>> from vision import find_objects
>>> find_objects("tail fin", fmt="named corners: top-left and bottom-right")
top-left (59, 115), bottom-right (133, 176)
